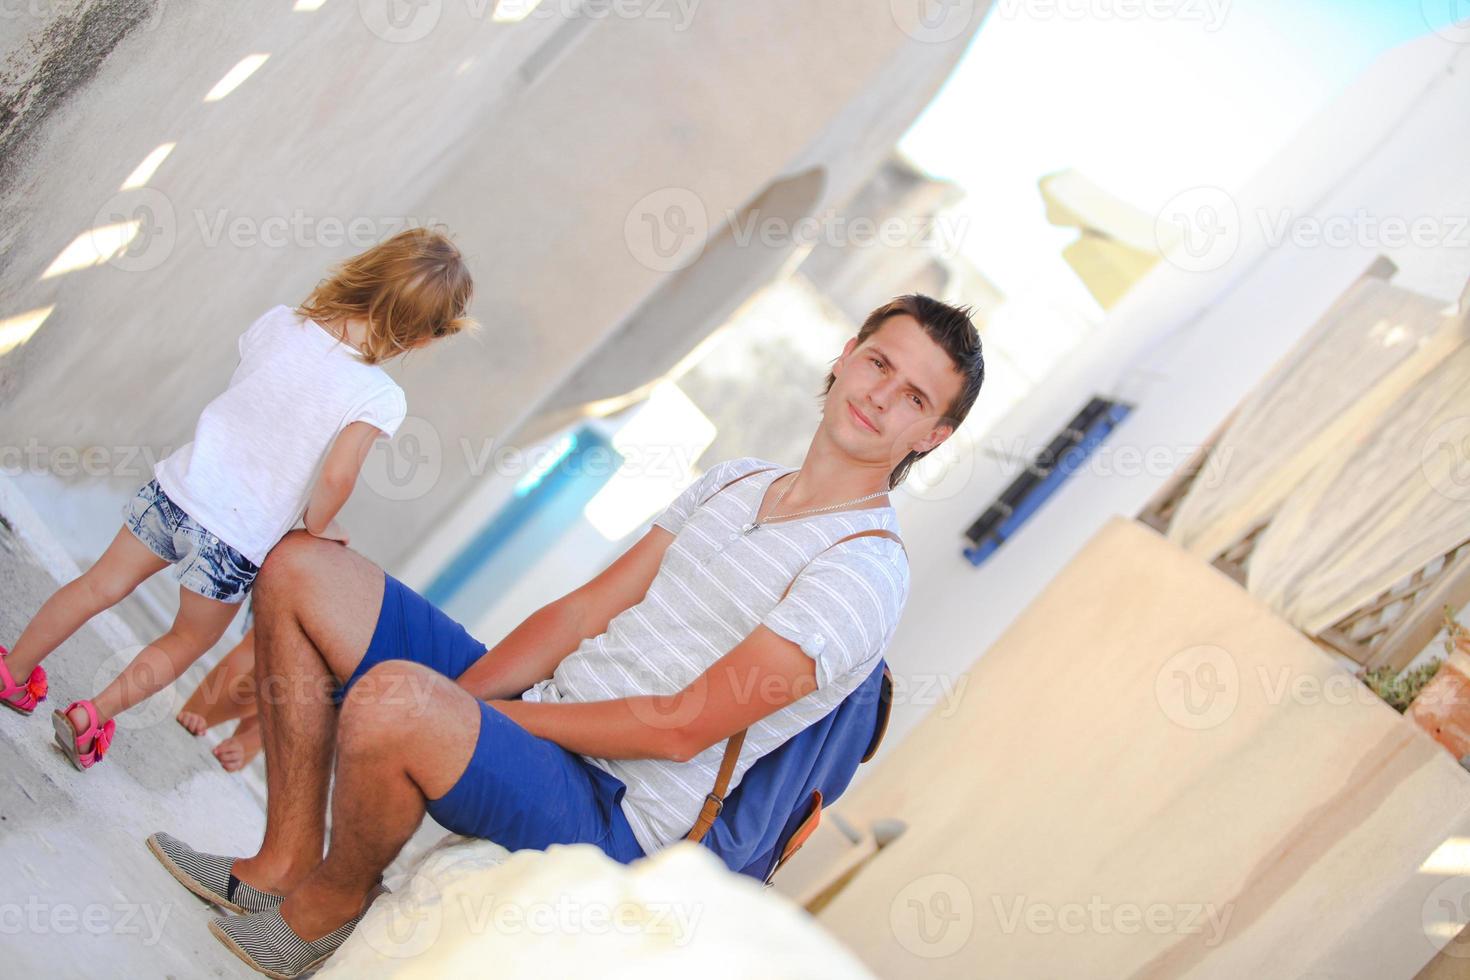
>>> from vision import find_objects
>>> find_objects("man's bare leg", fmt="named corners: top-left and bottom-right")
top-left (277, 661), bottom-right (481, 940)
top-left (229, 531), bottom-right (388, 895)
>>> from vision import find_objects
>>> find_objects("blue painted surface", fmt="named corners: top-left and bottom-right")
top-left (424, 427), bottom-right (624, 625)
top-left (964, 402), bottom-right (1133, 567)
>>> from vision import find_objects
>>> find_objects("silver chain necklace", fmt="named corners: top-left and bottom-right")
top-left (741, 470), bottom-right (890, 535)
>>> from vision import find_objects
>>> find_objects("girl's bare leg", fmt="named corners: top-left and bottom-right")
top-left (6, 528), bottom-right (170, 681)
top-left (66, 586), bottom-right (240, 749)
top-left (177, 628), bottom-right (257, 735)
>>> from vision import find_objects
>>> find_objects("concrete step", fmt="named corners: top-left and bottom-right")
top-left (0, 478), bottom-right (272, 977)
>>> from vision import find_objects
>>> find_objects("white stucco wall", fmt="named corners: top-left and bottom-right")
top-left (868, 32), bottom-right (1470, 764)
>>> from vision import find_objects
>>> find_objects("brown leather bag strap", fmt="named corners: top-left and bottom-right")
top-left (686, 525), bottom-right (906, 844)
top-left (778, 528), bottom-right (907, 601)
top-left (765, 790), bottom-right (824, 883)
top-left (697, 465), bottom-right (780, 508)
top-left (861, 665), bottom-right (894, 763)
top-left (685, 729), bottom-right (746, 842)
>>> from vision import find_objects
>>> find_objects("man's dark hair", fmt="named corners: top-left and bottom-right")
top-left (821, 294), bottom-right (984, 489)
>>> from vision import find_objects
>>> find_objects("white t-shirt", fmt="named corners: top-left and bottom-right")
top-left (153, 305), bottom-right (407, 565)
top-left (521, 456), bottom-right (909, 854)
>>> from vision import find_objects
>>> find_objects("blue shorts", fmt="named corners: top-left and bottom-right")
top-left (123, 479), bottom-right (259, 604)
top-left (339, 573), bottom-right (645, 864)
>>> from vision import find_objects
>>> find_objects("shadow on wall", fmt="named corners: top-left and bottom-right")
top-left (512, 166), bottom-right (828, 448)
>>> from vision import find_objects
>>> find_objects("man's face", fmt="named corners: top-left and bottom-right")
top-left (825, 314), bottom-right (963, 467)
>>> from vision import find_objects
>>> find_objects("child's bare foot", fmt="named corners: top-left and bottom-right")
top-left (213, 716), bottom-right (261, 772)
top-left (177, 628), bottom-right (258, 733)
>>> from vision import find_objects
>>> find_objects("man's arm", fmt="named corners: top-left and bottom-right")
top-left (454, 524), bottom-right (678, 700)
top-left (488, 624), bottom-right (818, 762)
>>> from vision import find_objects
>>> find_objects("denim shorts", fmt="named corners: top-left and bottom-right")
top-left (340, 573), bottom-right (645, 864)
top-left (122, 479), bottom-right (259, 604)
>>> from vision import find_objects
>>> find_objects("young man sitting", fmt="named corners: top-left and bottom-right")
top-left (147, 294), bottom-right (985, 978)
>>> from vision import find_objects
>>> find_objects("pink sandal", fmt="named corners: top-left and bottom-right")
top-left (0, 645), bottom-right (48, 715)
top-left (52, 699), bottom-right (115, 771)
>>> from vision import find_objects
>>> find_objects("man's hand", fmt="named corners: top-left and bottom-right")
top-left (310, 519), bottom-right (350, 545)
top-left (479, 625), bottom-right (820, 762)
top-left (452, 526), bottom-right (677, 703)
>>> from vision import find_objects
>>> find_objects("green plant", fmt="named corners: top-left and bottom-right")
top-left (1364, 660), bottom-right (1443, 713)
top-left (1446, 604), bottom-right (1470, 656)
top-left (1361, 608), bottom-right (1468, 713)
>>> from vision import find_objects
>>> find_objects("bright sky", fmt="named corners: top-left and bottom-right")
top-left (898, 0), bottom-right (1456, 318)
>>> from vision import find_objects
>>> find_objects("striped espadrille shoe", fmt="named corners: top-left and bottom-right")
top-left (209, 903), bottom-right (370, 979)
top-left (146, 831), bottom-right (284, 915)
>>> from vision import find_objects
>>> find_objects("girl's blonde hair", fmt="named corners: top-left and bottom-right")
top-left (297, 227), bottom-right (475, 365)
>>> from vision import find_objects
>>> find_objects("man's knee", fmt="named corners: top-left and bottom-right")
top-left (255, 531), bottom-right (374, 617)
top-left (255, 530), bottom-right (327, 595)
top-left (339, 661), bottom-right (449, 755)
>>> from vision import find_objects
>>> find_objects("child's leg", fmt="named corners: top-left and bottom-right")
top-left (177, 628), bottom-right (257, 735)
top-left (69, 586), bottom-right (240, 742)
top-left (213, 714), bottom-right (262, 772)
top-left (6, 527), bottom-right (171, 681)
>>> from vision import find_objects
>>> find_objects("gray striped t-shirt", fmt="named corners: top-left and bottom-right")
top-left (520, 456), bottom-right (910, 855)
